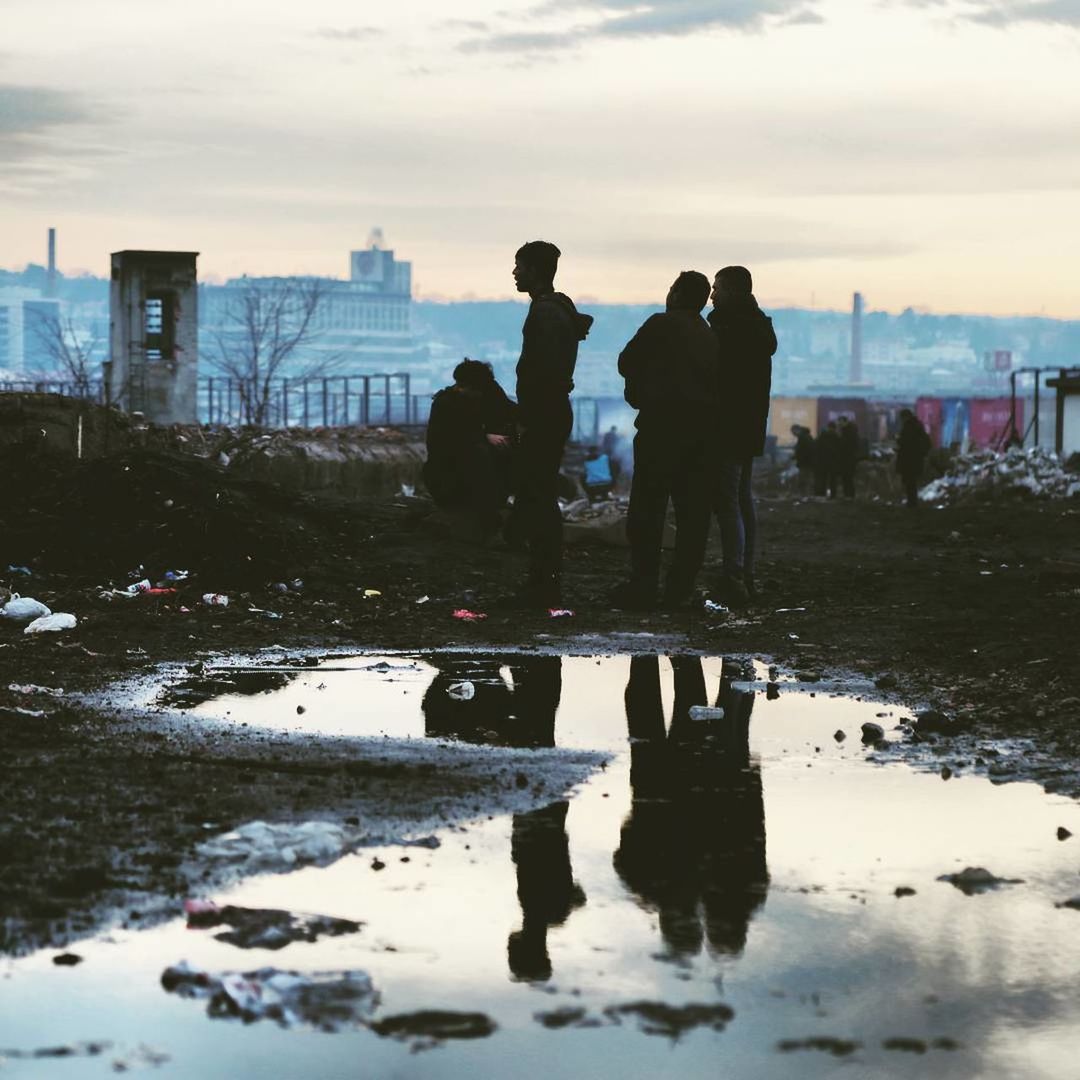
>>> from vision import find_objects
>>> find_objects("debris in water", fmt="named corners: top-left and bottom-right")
top-left (1057, 827), bottom-right (1072, 841)
top-left (161, 962), bottom-right (378, 1029)
top-left (371, 1010), bottom-right (497, 1043)
top-left (184, 901), bottom-right (362, 950)
top-left (195, 820), bottom-right (351, 871)
top-left (777, 1036), bottom-right (861, 1056)
top-left (52, 952), bottom-right (83, 966)
top-left (603, 1001), bottom-right (734, 1038)
top-left (937, 867), bottom-right (1024, 895)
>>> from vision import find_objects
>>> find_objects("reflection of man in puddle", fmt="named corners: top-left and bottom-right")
top-left (421, 657), bottom-right (585, 980)
top-left (615, 655), bottom-right (768, 958)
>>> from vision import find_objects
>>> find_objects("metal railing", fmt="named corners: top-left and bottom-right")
top-left (199, 374), bottom-right (427, 428)
top-left (0, 379), bottom-right (105, 401)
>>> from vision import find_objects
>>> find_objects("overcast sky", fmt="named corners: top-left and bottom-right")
top-left (2, 0), bottom-right (1078, 315)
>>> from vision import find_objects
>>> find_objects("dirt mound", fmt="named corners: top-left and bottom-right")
top-left (0, 447), bottom-right (362, 587)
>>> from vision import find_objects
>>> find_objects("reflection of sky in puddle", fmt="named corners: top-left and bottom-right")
top-left (5, 655), bottom-right (1080, 1079)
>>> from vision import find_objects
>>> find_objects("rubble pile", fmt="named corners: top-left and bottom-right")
top-left (920, 447), bottom-right (1080, 504)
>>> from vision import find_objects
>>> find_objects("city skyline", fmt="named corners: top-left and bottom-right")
top-left (3, 0), bottom-right (1079, 317)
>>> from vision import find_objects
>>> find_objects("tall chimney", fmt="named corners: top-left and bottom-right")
top-left (47, 227), bottom-right (57, 298)
top-left (850, 291), bottom-right (863, 385)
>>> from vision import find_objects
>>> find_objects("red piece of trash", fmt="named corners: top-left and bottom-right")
top-left (452, 609), bottom-right (488, 622)
top-left (145, 588), bottom-right (178, 597)
top-left (548, 608), bottom-right (575, 619)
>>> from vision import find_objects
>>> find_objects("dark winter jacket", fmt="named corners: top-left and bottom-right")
top-left (617, 309), bottom-right (721, 436)
top-left (794, 429), bottom-right (815, 469)
top-left (515, 292), bottom-right (593, 427)
top-left (709, 295), bottom-right (777, 459)
top-left (896, 415), bottom-right (931, 473)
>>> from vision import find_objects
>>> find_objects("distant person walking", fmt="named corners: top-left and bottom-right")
top-left (792, 425), bottom-right (815, 495)
top-left (507, 240), bottom-right (593, 607)
top-left (815, 421), bottom-right (840, 498)
top-left (836, 414), bottom-right (859, 498)
top-left (896, 408), bottom-right (931, 508)
top-left (710, 265), bottom-right (777, 603)
top-left (613, 271), bottom-right (720, 610)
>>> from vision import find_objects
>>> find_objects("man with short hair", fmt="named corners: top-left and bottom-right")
top-left (613, 271), bottom-right (721, 610)
top-left (710, 265), bottom-right (777, 603)
top-left (509, 240), bottom-right (593, 607)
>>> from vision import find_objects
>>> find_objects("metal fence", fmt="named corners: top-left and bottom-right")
top-left (0, 379), bottom-right (105, 402)
top-left (199, 374), bottom-right (431, 428)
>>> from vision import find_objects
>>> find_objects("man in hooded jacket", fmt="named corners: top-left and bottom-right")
top-left (508, 240), bottom-right (593, 607)
top-left (710, 265), bottom-right (777, 603)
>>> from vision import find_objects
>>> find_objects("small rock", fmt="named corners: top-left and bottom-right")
top-left (687, 705), bottom-right (725, 722)
top-left (894, 887), bottom-right (916, 898)
top-left (1057, 827), bottom-right (1072, 841)
top-left (296, 705), bottom-right (306, 715)
top-left (371, 858), bottom-right (386, 871)
top-left (833, 729), bottom-right (846, 742)
top-left (861, 722), bottom-right (885, 742)
top-left (940, 766), bottom-right (952, 780)
top-left (874, 674), bottom-right (898, 690)
top-left (52, 953), bottom-right (83, 966)
top-left (938, 866), bottom-right (1023, 894)
top-left (766, 682), bottom-right (780, 700)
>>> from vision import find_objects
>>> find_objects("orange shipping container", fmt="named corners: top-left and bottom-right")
top-left (769, 397), bottom-right (818, 446)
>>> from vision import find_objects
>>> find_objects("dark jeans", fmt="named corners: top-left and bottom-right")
top-left (626, 433), bottom-right (712, 598)
top-left (716, 457), bottom-right (756, 579)
top-left (900, 467), bottom-right (922, 507)
top-left (838, 465), bottom-right (856, 498)
top-left (512, 406), bottom-right (572, 582)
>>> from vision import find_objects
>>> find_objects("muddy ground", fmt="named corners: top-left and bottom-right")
top-left (2, 445), bottom-right (1079, 956)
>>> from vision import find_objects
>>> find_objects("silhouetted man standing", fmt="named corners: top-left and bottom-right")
top-left (896, 407), bottom-right (931, 508)
top-left (837, 414), bottom-right (859, 498)
top-left (710, 266), bottom-right (777, 603)
top-left (509, 241), bottom-right (593, 607)
top-left (614, 271), bottom-right (720, 610)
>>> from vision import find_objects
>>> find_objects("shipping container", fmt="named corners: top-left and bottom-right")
top-left (915, 397), bottom-right (942, 448)
top-left (940, 398), bottom-right (971, 448)
top-left (969, 397), bottom-right (1019, 449)
top-left (768, 396), bottom-right (818, 445)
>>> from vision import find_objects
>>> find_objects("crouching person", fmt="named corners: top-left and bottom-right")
top-left (423, 359), bottom-right (517, 537)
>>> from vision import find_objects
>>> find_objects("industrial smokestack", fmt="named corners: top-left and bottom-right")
top-left (850, 291), bottom-right (863, 385)
top-left (47, 227), bottom-right (57, 299)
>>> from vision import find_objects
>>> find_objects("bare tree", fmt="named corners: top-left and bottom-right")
top-left (206, 278), bottom-right (340, 426)
top-left (25, 309), bottom-right (102, 396)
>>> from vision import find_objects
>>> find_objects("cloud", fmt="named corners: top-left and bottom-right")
top-left (458, 0), bottom-right (824, 54)
top-left (0, 84), bottom-right (95, 135)
top-left (314, 26), bottom-right (384, 42)
top-left (894, 0), bottom-right (1080, 26)
top-left (0, 85), bottom-right (118, 197)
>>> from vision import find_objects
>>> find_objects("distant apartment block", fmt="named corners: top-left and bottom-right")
top-left (200, 233), bottom-right (424, 377)
top-left (0, 289), bottom-right (60, 374)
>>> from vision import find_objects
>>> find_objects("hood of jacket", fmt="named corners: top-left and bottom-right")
top-left (537, 291), bottom-right (594, 341)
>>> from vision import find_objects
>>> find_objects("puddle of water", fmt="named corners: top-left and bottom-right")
top-left (4, 654), bottom-right (1080, 1080)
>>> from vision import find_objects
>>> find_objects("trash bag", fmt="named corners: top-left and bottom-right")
top-left (1, 595), bottom-right (52, 621)
top-left (24, 613), bottom-right (77, 634)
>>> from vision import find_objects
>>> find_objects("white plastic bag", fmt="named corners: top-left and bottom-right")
top-left (1, 595), bottom-right (51, 621)
top-left (24, 612), bottom-right (77, 634)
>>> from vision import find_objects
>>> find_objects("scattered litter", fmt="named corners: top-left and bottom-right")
top-left (269, 582), bottom-right (289, 594)
top-left (184, 900), bottom-right (362, 951)
top-left (161, 962), bottom-right (378, 1030)
top-left (937, 867), bottom-right (1024, 894)
top-left (24, 612), bottom-right (77, 634)
top-left (703, 600), bottom-right (729, 615)
top-left (202, 593), bottom-right (229, 607)
top-left (8, 683), bottom-right (64, 697)
top-left (400, 483), bottom-right (416, 497)
top-left (415, 595), bottom-right (431, 605)
top-left (921, 446), bottom-right (1080, 504)
top-left (290, 579), bottom-right (304, 591)
top-left (196, 820), bottom-right (351, 871)
top-left (125, 579), bottom-right (152, 596)
top-left (161, 569), bottom-right (190, 583)
top-left (548, 608), bottom-right (574, 619)
top-left (452, 609), bottom-right (488, 622)
top-left (363, 589), bottom-right (382, 599)
top-left (687, 705), bottom-right (725, 722)
top-left (1, 595), bottom-right (51, 621)
top-left (247, 607), bottom-right (283, 619)
top-left (774, 607), bottom-right (807, 613)
top-left (447, 681), bottom-right (476, 701)
top-left (6, 565), bottom-right (32, 576)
